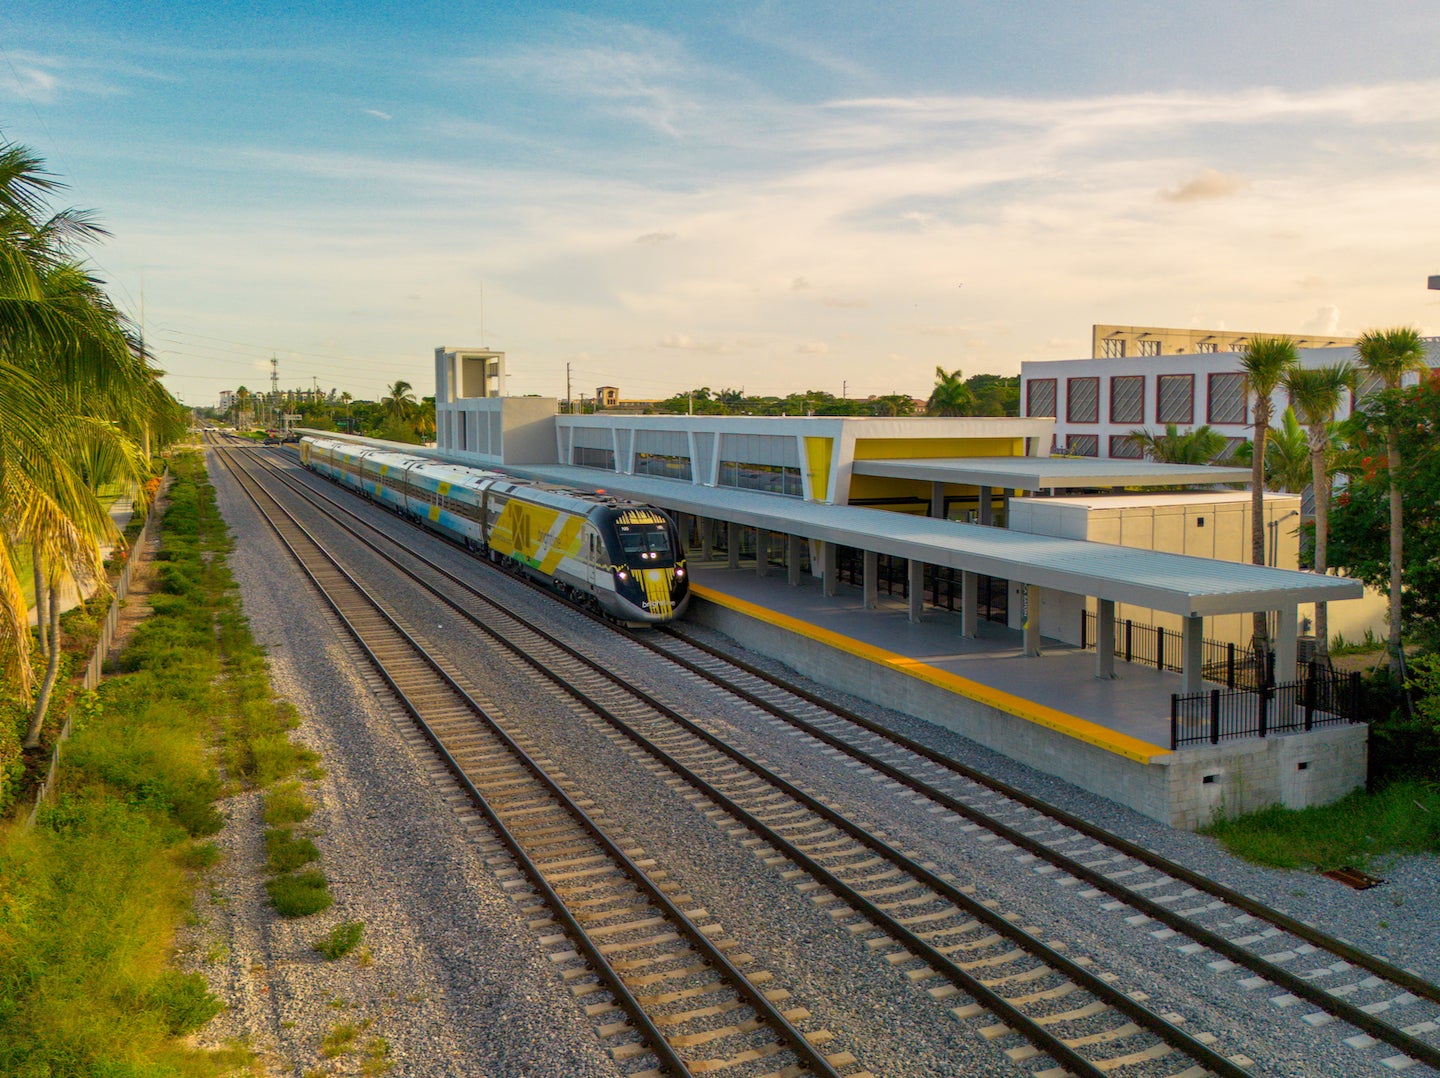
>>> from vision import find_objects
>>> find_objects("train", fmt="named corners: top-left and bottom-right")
top-left (299, 437), bottom-right (689, 625)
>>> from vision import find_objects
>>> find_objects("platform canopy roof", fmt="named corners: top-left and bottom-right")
top-left (503, 463), bottom-right (1360, 619)
top-left (849, 456), bottom-right (1252, 491)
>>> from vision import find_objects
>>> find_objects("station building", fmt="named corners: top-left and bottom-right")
top-left (308, 346), bottom-right (1380, 827)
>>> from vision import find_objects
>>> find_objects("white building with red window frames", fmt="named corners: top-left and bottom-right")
top-left (1020, 341), bottom-right (1440, 460)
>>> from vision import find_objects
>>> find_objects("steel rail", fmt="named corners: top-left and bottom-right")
top-left (636, 626), bottom-right (1440, 1058)
top-left (214, 445), bottom-right (843, 1078)
top-left (241, 447), bottom-right (1254, 1078)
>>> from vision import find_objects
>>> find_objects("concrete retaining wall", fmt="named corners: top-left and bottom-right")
top-left (691, 596), bottom-right (1368, 830)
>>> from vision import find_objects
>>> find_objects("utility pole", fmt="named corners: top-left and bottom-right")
top-left (842, 380), bottom-right (847, 399)
top-left (565, 362), bottom-right (572, 414)
top-left (270, 355), bottom-right (279, 428)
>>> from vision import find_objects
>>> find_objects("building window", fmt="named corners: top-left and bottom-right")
top-left (1066, 377), bottom-right (1100, 423)
top-left (1196, 341), bottom-right (1219, 354)
top-left (1157, 374), bottom-right (1194, 424)
top-left (1207, 372), bottom-right (1248, 425)
top-left (633, 452), bottom-right (693, 481)
top-left (1026, 378), bottom-right (1056, 418)
top-left (1101, 338), bottom-right (1126, 358)
top-left (1065, 434), bottom-right (1099, 457)
top-left (1109, 434), bottom-right (1143, 459)
top-left (1137, 339), bottom-right (1161, 357)
top-left (718, 460), bottom-right (803, 497)
top-left (1109, 375), bottom-right (1144, 424)
top-left (573, 446), bottom-right (616, 470)
top-left (1219, 437), bottom-right (1248, 462)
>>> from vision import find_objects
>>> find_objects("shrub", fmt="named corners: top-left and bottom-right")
top-left (314, 920), bottom-right (365, 961)
top-left (267, 871), bottom-right (333, 917)
top-left (265, 827), bottom-right (320, 874)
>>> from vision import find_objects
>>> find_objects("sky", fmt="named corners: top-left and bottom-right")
top-left (3, 1), bottom-right (1439, 408)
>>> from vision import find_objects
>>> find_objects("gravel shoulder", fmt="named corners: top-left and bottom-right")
top-left (182, 450), bottom-right (621, 1078)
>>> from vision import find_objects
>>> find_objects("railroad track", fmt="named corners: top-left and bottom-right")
top-left (211, 442), bottom-right (860, 1078)
top-left (222, 443), bottom-right (1305, 1077)
top-left (628, 626), bottom-right (1440, 1074)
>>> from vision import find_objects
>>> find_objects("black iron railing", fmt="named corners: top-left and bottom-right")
top-left (1081, 610), bottom-right (1276, 689)
top-left (1170, 665), bottom-right (1364, 749)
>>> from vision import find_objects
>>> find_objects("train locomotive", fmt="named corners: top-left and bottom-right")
top-left (300, 437), bottom-right (689, 625)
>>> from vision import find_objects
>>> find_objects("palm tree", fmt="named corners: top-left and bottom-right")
top-left (0, 138), bottom-right (179, 741)
top-left (927, 367), bottom-right (975, 416)
top-left (382, 379), bottom-right (417, 422)
top-left (1356, 326), bottom-right (1427, 678)
top-left (1127, 423), bottom-right (1228, 465)
top-left (1239, 336), bottom-right (1298, 651)
top-left (1284, 363), bottom-right (1353, 662)
top-left (1260, 406), bottom-right (1312, 494)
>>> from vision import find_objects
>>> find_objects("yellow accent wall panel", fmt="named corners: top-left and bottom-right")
top-left (804, 437), bottom-right (834, 501)
top-left (851, 436), bottom-right (1024, 460)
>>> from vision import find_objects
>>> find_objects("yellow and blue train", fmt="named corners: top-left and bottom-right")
top-left (300, 437), bottom-right (688, 625)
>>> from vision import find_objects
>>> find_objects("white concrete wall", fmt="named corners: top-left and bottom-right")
top-left (1008, 492), bottom-right (1302, 647)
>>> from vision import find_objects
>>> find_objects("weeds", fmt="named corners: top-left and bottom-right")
top-left (267, 870), bottom-right (334, 917)
top-left (315, 920), bottom-right (366, 961)
top-left (1202, 780), bottom-right (1440, 870)
top-left (265, 827), bottom-right (321, 873)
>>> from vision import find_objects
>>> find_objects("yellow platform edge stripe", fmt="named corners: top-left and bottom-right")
top-left (690, 585), bottom-right (1168, 764)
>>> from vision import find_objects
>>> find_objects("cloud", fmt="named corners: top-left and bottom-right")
top-left (797, 341), bottom-right (829, 354)
top-left (635, 231), bottom-right (676, 243)
top-left (363, 108), bottom-right (392, 121)
top-left (657, 333), bottom-right (733, 353)
top-left (1301, 305), bottom-right (1342, 335)
top-left (1159, 168), bottom-right (1248, 202)
top-left (791, 276), bottom-right (811, 290)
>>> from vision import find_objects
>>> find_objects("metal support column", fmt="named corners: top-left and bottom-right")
top-left (756, 529), bottom-right (769, 577)
top-left (1275, 605), bottom-right (1298, 683)
top-left (1182, 614), bottom-right (1203, 693)
top-left (930, 481), bottom-right (945, 519)
top-left (1023, 584), bottom-right (1041, 657)
top-left (727, 521), bottom-right (740, 570)
top-left (907, 560), bottom-right (924, 623)
top-left (978, 485), bottom-right (993, 526)
top-left (1096, 599), bottom-right (1116, 679)
top-left (821, 541), bottom-right (838, 597)
top-left (961, 571), bottom-right (979, 638)
top-left (863, 550), bottom-right (878, 610)
top-left (787, 534), bottom-right (803, 586)
top-left (701, 517), bottom-right (714, 560)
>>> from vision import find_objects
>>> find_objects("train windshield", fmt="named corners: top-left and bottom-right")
top-left (617, 526), bottom-right (674, 564)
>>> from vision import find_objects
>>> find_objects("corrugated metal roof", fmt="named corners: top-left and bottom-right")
top-left (501, 464), bottom-right (1361, 618)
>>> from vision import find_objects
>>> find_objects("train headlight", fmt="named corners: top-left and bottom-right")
top-left (617, 570), bottom-right (628, 581)
top-left (675, 568), bottom-right (685, 579)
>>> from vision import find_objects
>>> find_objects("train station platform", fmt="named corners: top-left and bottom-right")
top-left (685, 560), bottom-right (1368, 831)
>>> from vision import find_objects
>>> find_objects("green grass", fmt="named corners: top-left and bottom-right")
top-left (314, 920), bottom-right (366, 960)
top-left (1201, 780), bottom-right (1440, 870)
top-left (0, 450), bottom-right (338, 1075)
top-left (266, 870), bottom-right (334, 917)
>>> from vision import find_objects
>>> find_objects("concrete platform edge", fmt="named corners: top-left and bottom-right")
top-left (689, 590), bottom-right (1369, 830)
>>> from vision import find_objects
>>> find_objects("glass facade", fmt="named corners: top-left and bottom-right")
top-left (633, 452), bottom-right (693, 481)
top-left (573, 446), bottom-right (616, 470)
top-left (718, 460), bottom-right (803, 497)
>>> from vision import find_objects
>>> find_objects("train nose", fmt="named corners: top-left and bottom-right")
top-left (639, 568), bottom-right (675, 617)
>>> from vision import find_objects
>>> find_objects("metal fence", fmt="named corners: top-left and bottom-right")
top-left (1170, 664), bottom-right (1364, 749)
top-left (27, 478), bottom-right (166, 826)
top-left (1081, 610), bottom-right (1276, 689)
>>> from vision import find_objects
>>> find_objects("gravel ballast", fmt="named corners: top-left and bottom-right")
top-left (193, 448), bottom-right (1440, 1078)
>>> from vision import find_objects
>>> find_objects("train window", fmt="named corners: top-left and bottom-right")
top-left (619, 533), bottom-right (648, 555)
top-left (645, 531), bottom-right (671, 554)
